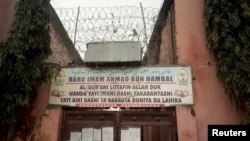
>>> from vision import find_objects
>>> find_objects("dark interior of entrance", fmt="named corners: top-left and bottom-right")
top-left (61, 108), bottom-right (177, 141)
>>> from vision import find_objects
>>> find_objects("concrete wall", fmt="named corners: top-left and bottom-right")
top-left (40, 108), bottom-right (62, 141)
top-left (44, 24), bottom-right (74, 67)
top-left (0, 1), bottom-right (71, 140)
top-left (28, 17), bottom-right (75, 141)
top-left (33, 23), bottom-right (77, 141)
top-left (29, 82), bottom-right (51, 141)
top-left (0, 0), bottom-right (74, 67)
top-left (159, 11), bottom-right (172, 65)
top-left (0, 0), bottom-right (16, 42)
top-left (174, 0), bottom-right (243, 141)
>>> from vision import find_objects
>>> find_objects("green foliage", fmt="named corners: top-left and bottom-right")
top-left (241, 102), bottom-right (250, 124)
top-left (41, 63), bottom-right (61, 84)
top-left (0, 0), bottom-right (51, 124)
top-left (204, 0), bottom-right (250, 124)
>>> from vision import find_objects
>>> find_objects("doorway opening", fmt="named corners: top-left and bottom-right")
top-left (61, 108), bottom-right (177, 141)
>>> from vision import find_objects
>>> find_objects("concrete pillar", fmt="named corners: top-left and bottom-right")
top-left (40, 108), bottom-right (63, 141)
top-left (174, 0), bottom-right (242, 141)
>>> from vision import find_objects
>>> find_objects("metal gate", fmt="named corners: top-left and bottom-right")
top-left (61, 108), bottom-right (177, 141)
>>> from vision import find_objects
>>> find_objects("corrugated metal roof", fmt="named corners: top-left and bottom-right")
top-left (84, 41), bottom-right (142, 63)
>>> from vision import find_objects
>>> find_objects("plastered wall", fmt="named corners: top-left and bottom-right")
top-left (174, 0), bottom-right (243, 141)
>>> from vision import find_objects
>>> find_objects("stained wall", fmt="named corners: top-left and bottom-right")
top-left (174, 0), bottom-right (243, 141)
top-left (0, 0), bottom-right (16, 42)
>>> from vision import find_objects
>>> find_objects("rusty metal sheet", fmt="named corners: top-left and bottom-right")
top-left (84, 41), bottom-right (141, 63)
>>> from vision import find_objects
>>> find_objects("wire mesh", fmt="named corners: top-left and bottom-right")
top-left (53, 5), bottom-right (161, 59)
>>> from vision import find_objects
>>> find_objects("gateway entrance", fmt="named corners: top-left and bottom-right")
top-left (61, 108), bottom-right (177, 141)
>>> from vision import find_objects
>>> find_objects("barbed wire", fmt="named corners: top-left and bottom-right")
top-left (53, 6), bottom-right (160, 59)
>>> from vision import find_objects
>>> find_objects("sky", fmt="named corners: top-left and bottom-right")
top-left (51, 0), bottom-right (164, 8)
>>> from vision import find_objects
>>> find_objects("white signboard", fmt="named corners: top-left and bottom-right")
top-left (102, 127), bottom-right (114, 141)
top-left (70, 132), bottom-right (81, 141)
top-left (121, 127), bottom-right (141, 141)
top-left (82, 128), bottom-right (93, 141)
top-left (80, 127), bottom-right (114, 141)
top-left (49, 66), bottom-right (193, 107)
top-left (121, 128), bottom-right (129, 141)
